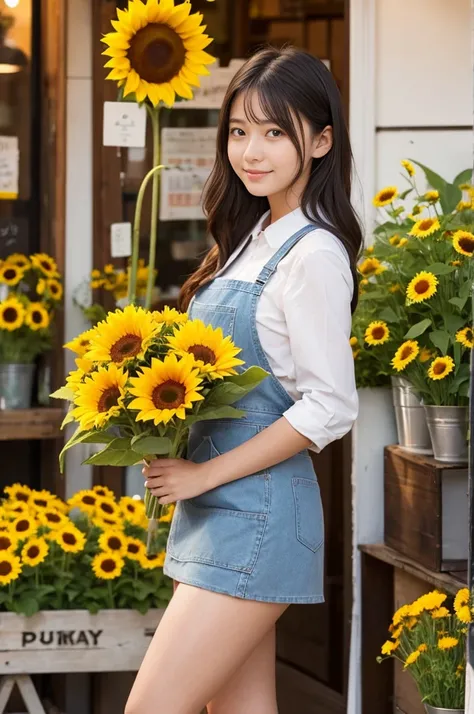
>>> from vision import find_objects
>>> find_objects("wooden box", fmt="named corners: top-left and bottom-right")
top-left (384, 445), bottom-right (468, 572)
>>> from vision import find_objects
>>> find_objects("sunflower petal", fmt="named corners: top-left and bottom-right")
top-left (176, 13), bottom-right (204, 34)
top-left (128, 0), bottom-right (148, 31)
top-left (170, 76), bottom-right (194, 99)
top-left (106, 68), bottom-right (130, 81)
top-left (111, 19), bottom-right (133, 37)
top-left (102, 47), bottom-right (127, 58)
top-left (147, 83), bottom-right (162, 107)
top-left (123, 69), bottom-right (140, 96)
top-left (184, 59), bottom-right (211, 76)
top-left (116, 7), bottom-right (134, 30)
top-left (184, 34), bottom-right (213, 51)
top-left (153, 0), bottom-right (175, 22)
top-left (167, 2), bottom-right (192, 28)
top-left (159, 82), bottom-right (176, 106)
top-left (135, 80), bottom-right (149, 103)
top-left (101, 32), bottom-right (130, 50)
top-left (189, 50), bottom-right (216, 65)
top-left (104, 56), bottom-right (131, 70)
top-left (179, 67), bottom-right (201, 87)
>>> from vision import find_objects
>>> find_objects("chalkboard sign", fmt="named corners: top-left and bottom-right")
top-left (0, 217), bottom-right (29, 258)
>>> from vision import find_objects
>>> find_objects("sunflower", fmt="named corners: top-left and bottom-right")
top-left (456, 326), bottom-right (474, 349)
top-left (389, 235), bottom-right (401, 246)
top-left (92, 552), bottom-right (124, 580)
top-left (67, 489), bottom-right (98, 515)
top-left (364, 321), bottom-right (390, 346)
top-left (93, 516), bottom-right (124, 531)
top-left (452, 230), bottom-right (474, 257)
top-left (438, 637), bottom-right (459, 650)
top-left (0, 532), bottom-right (18, 552)
top-left (30, 253), bottom-right (59, 278)
top-left (10, 515), bottom-right (37, 540)
top-left (86, 305), bottom-right (159, 365)
top-left (358, 257), bottom-right (385, 277)
top-left (6, 253), bottom-right (30, 269)
top-left (428, 356), bottom-right (455, 381)
top-left (21, 537), bottom-right (49, 567)
top-left (431, 607), bottom-right (450, 619)
top-left (37, 509), bottom-right (68, 530)
top-left (46, 279), bottom-right (63, 301)
top-left (129, 352), bottom-right (204, 425)
top-left (95, 496), bottom-right (121, 520)
top-left (454, 588), bottom-right (471, 624)
top-left (424, 190), bottom-right (439, 202)
top-left (92, 485), bottom-right (116, 499)
top-left (52, 525), bottom-right (86, 553)
top-left (349, 336), bottom-right (358, 347)
top-left (391, 340), bottom-right (420, 371)
top-left (102, 0), bottom-right (216, 107)
top-left (25, 302), bottom-right (50, 331)
top-left (167, 319), bottom-right (245, 378)
top-left (406, 271), bottom-right (438, 303)
top-left (0, 551), bottom-right (22, 585)
top-left (66, 357), bottom-right (94, 393)
top-left (457, 200), bottom-right (472, 211)
top-left (30, 489), bottom-right (55, 510)
top-left (71, 364), bottom-right (128, 430)
top-left (139, 550), bottom-right (166, 569)
top-left (124, 537), bottom-right (146, 561)
top-left (400, 159), bottom-right (415, 177)
top-left (372, 186), bottom-right (398, 207)
top-left (419, 347), bottom-right (432, 363)
top-left (64, 328), bottom-right (97, 356)
top-left (398, 238), bottom-right (408, 247)
top-left (408, 217), bottom-right (440, 238)
top-left (3, 500), bottom-right (29, 517)
top-left (0, 295), bottom-right (25, 331)
top-left (98, 529), bottom-right (127, 557)
top-left (152, 305), bottom-right (188, 326)
top-left (120, 496), bottom-right (145, 525)
top-left (4, 483), bottom-right (32, 504)
top-left (0, 263), bottom-right (24, 286)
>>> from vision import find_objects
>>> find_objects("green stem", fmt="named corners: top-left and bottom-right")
top-left (145, 105), bottom-right (161, 310)
top-left (107, 580), bottom-right (115, 609)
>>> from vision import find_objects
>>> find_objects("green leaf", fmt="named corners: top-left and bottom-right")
top-left (425, 263), bottom-right (456, 275)
top-left (185, 406), bottom-right (246, 426)
top-left (82, 432), bottom-right (116, 444)
top-left (83, 447), bottom-right (141, 467)
top-left (61, 410), bottom-right (76, 429)
top-left (106, 437), bottom-right (132, 450)
top-left (379, 307), bottom-right (399, 323)
top-left (131, 435), bottom-right (172, 456)
top-left (443, 314), bottom-right (465, 334)
top-left (429, 330), bottom-right (450, 355)
top-left (399, 188), bottom-right (413, 199)
top-left (404, 319), bottom-right (432, 339)
top-left (50, 385), bottom-right (75, 401)
top-left (17, 597), bottom-right (40, 617)
top-left (449, 296), bottom-right (469, 311)
top-left (206, 367), bottom-right (269, 407)
top-left (59, 427), bottom-right (89, 473)
top-left (411, 160), bottom-right (462, 213)
top-left (460, 280), bottom-right (473, 299)
top-left (453, 168), bottom-right (473, 187)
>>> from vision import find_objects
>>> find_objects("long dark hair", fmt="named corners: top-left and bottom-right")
top-left (179, 46), bottom-right (362, 312)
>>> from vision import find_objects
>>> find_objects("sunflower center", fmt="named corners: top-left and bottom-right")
top-left (111, 334), bottom-right (142, 361)
top-left (414, 279), bottom-right (429, 294)
top-left (16, 519), bottom-right (29, 532)
top-left (17, 492), bottom-right (29, 502)
top-left (34, 499), bottom-right (48, 508)
top-left (4, 268), bottom-right (17, 281)
top-left (0, 561), bottom-right (12, 576)
top-left (27, 546), bottom-right (40, 558)
top-left (401, 346), bottom-right (414, 360)
top-left (188, 344), bottom-right (216, 365)
top-left (0, 536), bottom-right (12, 550)
top-left (101, 558), bottom-right (116, 573)
top-left (3, 307), bottom-right (18, 323)
top-left (371, 327), bottom-right (386, 340)
top-left (41, 260), bottom-right (53, 272)
top-left (46, 512), bottom-right (61, 523)
top-left (62, 533), bottom-right (77, 545)
top-left (380, 190), bottom-right (394, 201)
top-left (419, 220), bottom-right (433, 231)
top-left (128, 23), bottom-right (186, 84)
top-left (98, 386), bottom-right (121, 413)
top-left (31, 310), bottom-right (43, 324)
top-left (459, 237), bottom-right (474, 253)
top-left (82, 495), bottom-right (96, 505)
top-left (128, 543), bottom-right (140, 554)
top-left (466, 329), bottom-right (473, 342)
top-left (100, 503), bottom-right (115, 515)
top-left (107, 537), bottom-right (122, 551)
top-left (152, 380), bottom-right (186, 409)
top-left (433, 362), bottom-right (447, 376)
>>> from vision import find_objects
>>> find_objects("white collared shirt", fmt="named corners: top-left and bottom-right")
top-left (213, 206), bottom-right (358, 453)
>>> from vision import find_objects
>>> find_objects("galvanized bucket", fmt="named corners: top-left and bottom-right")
top-left (424, 405), bottom-right (469, 463)
top-left (391, 376), bottom-right (432, 455)
top-left (0, 363), bottom-right (35, 409)
top-left (424, 705), bottom-right (464, 714)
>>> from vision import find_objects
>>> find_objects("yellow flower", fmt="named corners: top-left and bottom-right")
top-left (0, 263), bottom-right (24, 286)
top-left (389, 283), bottom-right (401, 293)
top-left (102, 0), bottom-right (216, 107)
top-left (21, 537), bottom-right (49, 567)
top-left (401, 160), bottom-right (415, 177)
top-left (10, 515), bottom-right (37, 540)
top-left (365, 245), bottom-right (374, 254)
top-left (95, 496), bottom-right (121, 521)
top-left (438, 636), bottom-right (459, 650)
top-left (92, 552), bottom-right (124, 580)
top-left (52, 525), bottom-right (86, 553)
top-left (120, 496), bottom-right (145, 525)
top-left (37, 509), bottom-right (68, 530)
top-left (454, 588), bottom-right (471, 623)
top-left (30, 253), bottom-right (59, 278)
top-left (71, 364), bottom-right (128, 430)
top-left (124, 537), bottom-right (146, 561)
top-left (411, 204), bottom-right (424, 217)
top-left (67, 489), bottom-right (98, 515)
top-left (92, 485), bottom-right (116, 499)
top-left (428, 356), bottom-right (455, 381)
top-left (409, 217), bottom-right (440, 238)
top-left (64, 328), bottom-right (97, 356)
top-left (424, 190), bottom-right (439, 202)
top-left (98, 529), bottom-right (127, 557)
top-left (373, 186), bottom-right (398, 207)
top-left (4, 483), bottom-right (32, 504)
top-left (159, 503), bottom-right (175, 522)
top-left (457, 200), bottom-right (472, 211)
top-left (391, 340), bottom-right (419, 371)
top-left (45, 279), bottom-right (63, 301)
top-left (0, 551), bottom-right (22, 584)
top-left (86, 305), bottom-right (159, 365)
top-left (453, 230), bottom-right (474, 257)
top-left (451, 260), bottom-right (462, 267)
top-left (410, 591), bottom-right (447, 615)
top-left (456, 327), bottom-right (474, 349)
top-left (139, 550), bottom-right (166, 569)
top-left (167, 318), bottom-right (245, 378)
top-left (358, 257), bottom-right (385, 277)
top-left (0, 532), bottom-right (18, 552)
top-left (398, 238), bottom-right (409, 247)
top-left (129, 353), bottom-right (204, 425)
top-left (30, 489), bottom-right (55, 510)
top-left (349, 336), bottom-right (358, 347)
top-left (392, 604), bottom-right (411, 626)
top-left (404, 651), bottom-right (421, 667)
top-left (381, 640), bottom-right (398, 655)
top-left (419, 347), bottom-right (432, 363)
top-left (364, 321), bottom-right (390, 346)
top-left (6, 253), bottom-right (30, 269)
top-left (418, 644), bottom-right (428, 652)
top-left (66, 357), bottom-right (94, 393)
top-left (431, 607), bottom-right (450, 619)
top-left (0, 295), bottom-right (25, 331)
top-left (152, 305), bottom-right (188, 326)
top-left (389, 235), bottom-right (401, 246)
top-left (406, 271), bottom-right (438, 303)
top-left (93, 516), bottom-right (124, 531)
top-left (25, 302), bottom-right (50, 331)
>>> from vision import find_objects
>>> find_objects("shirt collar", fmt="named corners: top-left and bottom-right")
top-left (251, 207), bottom-right (315, 249)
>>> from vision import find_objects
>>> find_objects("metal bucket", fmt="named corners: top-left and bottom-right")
top-left (391, 376), bottom-right (432, 455)
top-left (0, 363), bottom-right (35, 409)
top-left (424, 706), bottom-right (464, 714)
top-left (424, 405), bottom-right (469, 463)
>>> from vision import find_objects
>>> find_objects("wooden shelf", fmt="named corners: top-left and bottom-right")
top-left (0, 408), bottom-right (64, 441)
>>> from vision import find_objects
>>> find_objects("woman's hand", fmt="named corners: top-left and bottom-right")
top-left (142, 459), bottom-right (212, 504)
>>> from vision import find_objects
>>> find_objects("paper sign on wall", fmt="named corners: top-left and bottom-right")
top-left (110, 222), bottom-right (132, 257)
top-left (0, 137), bottom-right (19, 200)
top-left (103, 102), bottom-right (147, 148)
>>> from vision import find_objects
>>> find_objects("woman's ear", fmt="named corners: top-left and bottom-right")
top-left (311, 125), bottom-right (333, 159)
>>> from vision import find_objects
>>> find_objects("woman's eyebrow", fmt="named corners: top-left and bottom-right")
top-left (229, 117), bottom-right (275, 125)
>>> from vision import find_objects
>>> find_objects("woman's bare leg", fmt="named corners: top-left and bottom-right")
top-left (125, 582), bottom-right (288, 714)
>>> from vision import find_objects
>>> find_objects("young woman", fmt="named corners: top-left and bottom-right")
top-left (126, 46), bottom-right (362, 714)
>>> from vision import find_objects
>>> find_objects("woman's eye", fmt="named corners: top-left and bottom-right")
top-left (230, 127), bottom-right (245, 136)
top-left (267, 129), bottom-right (283, 138)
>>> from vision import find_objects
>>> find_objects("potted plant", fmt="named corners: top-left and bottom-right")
top-left (0, 252), bottom-right (63, 409)
top-left (378, 587), bottom-right (470, 712)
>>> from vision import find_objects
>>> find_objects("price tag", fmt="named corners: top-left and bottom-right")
top-left (103, 102), bottom-right (147, 148)
top-left (0, 136), bottom-right (19, 199)
top-left (110, 222), bottom-right (132, 258)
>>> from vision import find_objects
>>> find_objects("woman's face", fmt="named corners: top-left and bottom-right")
top-left (227, 90), bottom-right (331, 206)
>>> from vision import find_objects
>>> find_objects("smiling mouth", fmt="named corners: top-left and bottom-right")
top-left (244, 169), bottom-right (272, 176)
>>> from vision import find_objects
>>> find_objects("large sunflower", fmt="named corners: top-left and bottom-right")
top-left (120, 496), bottom-right (145, 525)
top-left (128, 352), bottom-right (204, 425)
top-left (0, 532), bottom-right (18, 553)
top-left (10, 515), bottom-right (37, 540)
top-left (98, 529), bottom-right (127, 557)
top-left (21, 537), bottom-right (49, 567)
top-left (0, 552), bottom-right (22, 585)
top-left (86, 305), bottom-right (159, 365)
top-left (364, 321), bottom-right (390, 346)
top-left (372, 186), bottom-right (398, 207)
top-left (456, 327), bottom-right (474, 349)
top-left (25, 302), bottom-right (50, 331)
top-left (167, 318), bottom-right (245, 378)
top-left (0, 263), bottom-right (24, 286)
top-left (52, 525), bottom-right (86, 553)
top-left (64, 328), bottom-right (97, 356)
top-left (92, 552), bottom-right (124, 580)
top-left (406, 272), bottom-right (438, 303)
top-left (452, 230), bottom-right (474, 257)
top-left (30, 253), bottom-right (60, 278)
top-left (391, 340), bottom-right (420, 371)
top-left (102, 0), bottom-right (216, 107)
top-left (71, 364), bottom-right (128, 430)
top-left (409, 217), bottom-right (440, 238)
top-left (0, 295), bottom-right (25, 331)
top-left (6, 253), bottom-right (30, 269)
top-left (124, 536), bottom-right (146, 561)
top-left (428, 356), bottom-right (455, 381)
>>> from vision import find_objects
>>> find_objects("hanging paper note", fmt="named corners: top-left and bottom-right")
top-left (103, 102), bottom-right (147, 148)
top-left (0, 137), bottom-right (19, 200)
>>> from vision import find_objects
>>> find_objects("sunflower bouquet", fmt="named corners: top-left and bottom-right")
top-left (378, 587), bottom-right (470, 709)
top-left (0, 482), bottom-right (175, 615)
top-left (0, 252), bottom-right (63, 363)
top-left (352, 160), bottom-right (473, 405)
top-left (52, 304), bottom-right (268, 552)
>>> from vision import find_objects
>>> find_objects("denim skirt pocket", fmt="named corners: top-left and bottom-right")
top-left (291, 477), bottom-right (324, 553)
top-left (191, 301), bottom-right (237, 341)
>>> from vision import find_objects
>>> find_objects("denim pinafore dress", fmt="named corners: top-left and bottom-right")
top-left (163, 225), bottom-right (325, 604)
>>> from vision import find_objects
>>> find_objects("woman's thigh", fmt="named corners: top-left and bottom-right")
top-left (207, 625), bottom-right (278, 714)
top-left (125, 582), bottom-right (288, 714)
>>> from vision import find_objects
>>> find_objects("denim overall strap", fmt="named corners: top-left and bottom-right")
top-left (255, 224), bottom-right (316, 294)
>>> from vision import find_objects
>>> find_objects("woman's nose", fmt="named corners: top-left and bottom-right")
top-left (243, 136), bottom-right (264, 162)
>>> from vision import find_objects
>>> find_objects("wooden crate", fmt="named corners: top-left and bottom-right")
top-left (0, 608), bottom-right (165, 675)
top-left (384, 445), bottom-right (468, 572)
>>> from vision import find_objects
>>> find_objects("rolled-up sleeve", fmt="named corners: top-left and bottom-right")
top-left (282, 248), bottom-right (358, 452)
